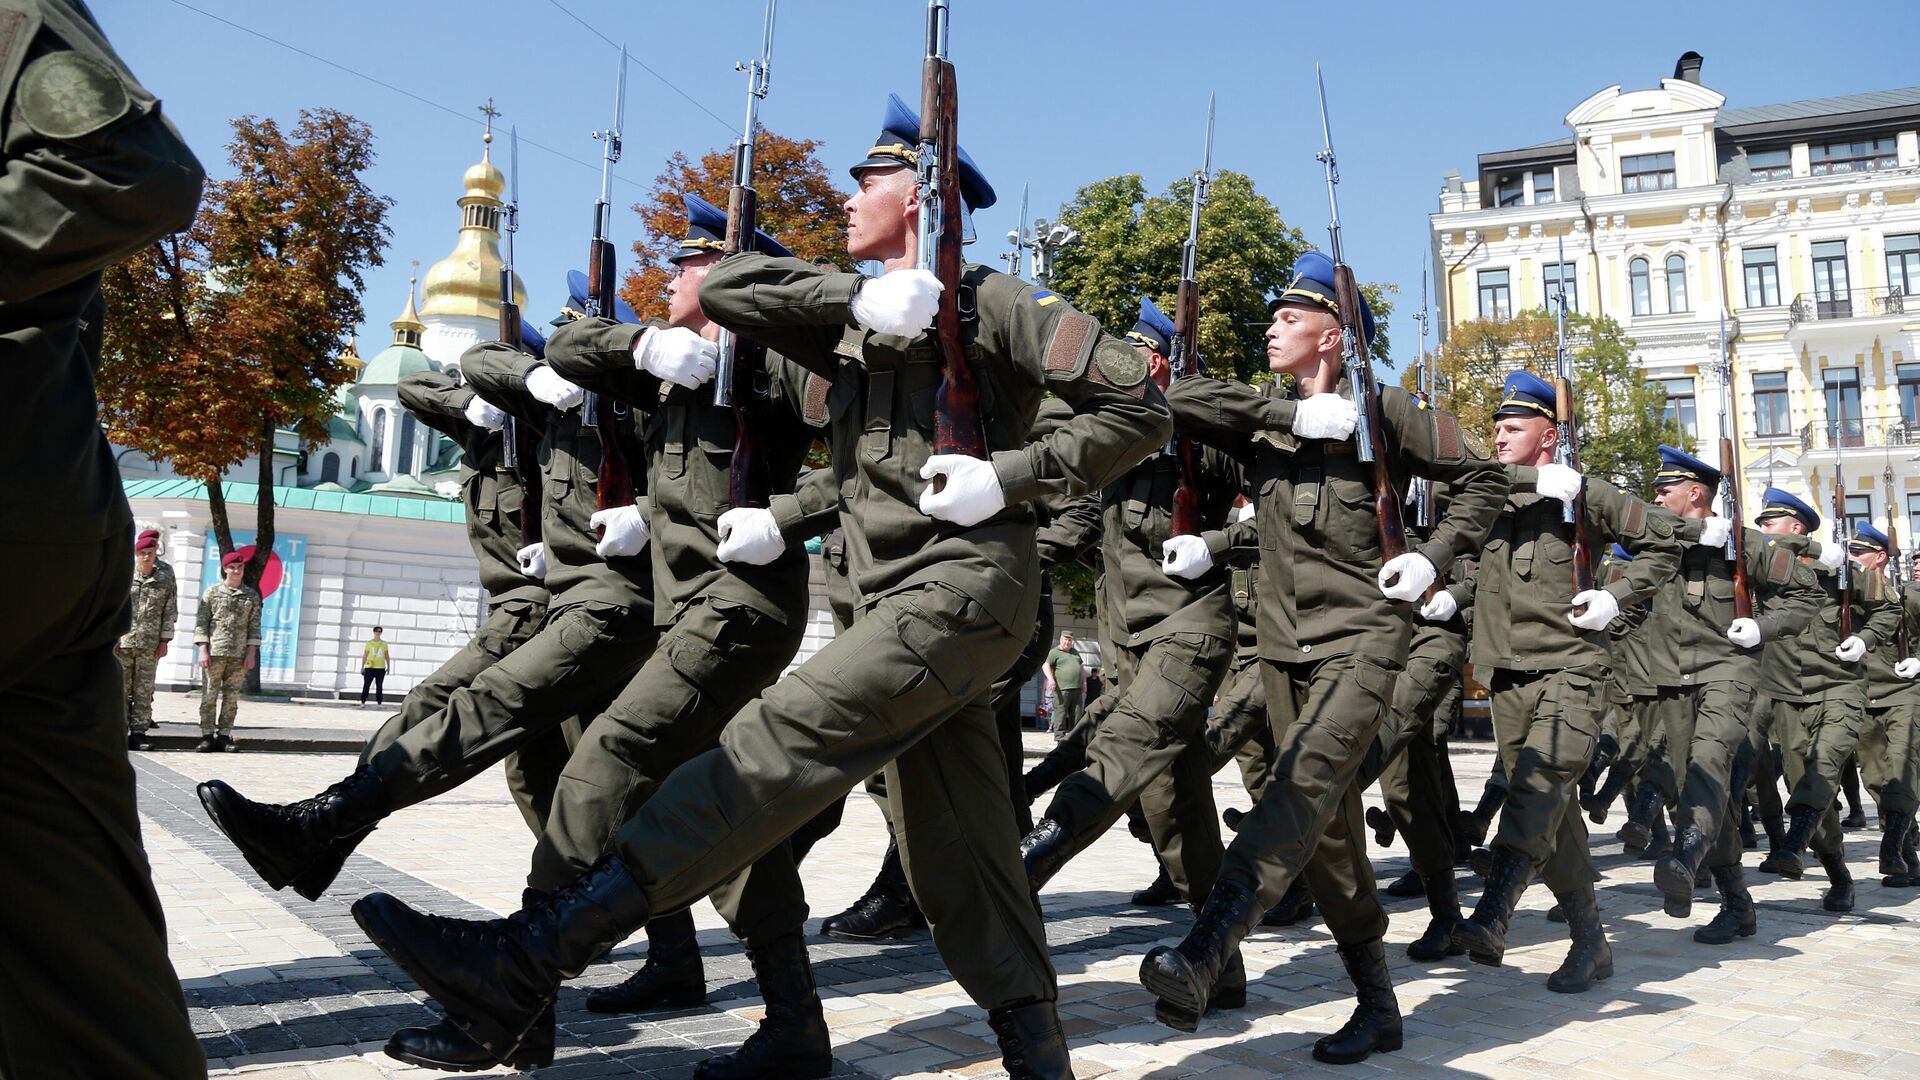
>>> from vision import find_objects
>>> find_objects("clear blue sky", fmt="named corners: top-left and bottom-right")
top-left (104, 0), bottom-right (1920, 367)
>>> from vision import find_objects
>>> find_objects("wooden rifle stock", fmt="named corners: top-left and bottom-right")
top-left (496, 298), bottom-right (544, 548)
top-left (721, 184), bottom-right (773, 509)
top-left (1330, 263), bottom-right (1405, 561)
top-left (1552, 374), bottom-right (1594, 603)
top-left (1720, 436), bottom-right (1751, 619)
top-left (922, 58), bottom-right (984, 467)
top-left (1836, 476), bottom-right (1853, 639)
top-left (586, 236), bottom-right (636, 519)
top-left (1169, 277), bottom-right (1202, 537)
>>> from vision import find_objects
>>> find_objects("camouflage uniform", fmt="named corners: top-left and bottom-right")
top-left (119, 557), bottom-right (176, 733)
top-left (195, 579), bottom-right (261, 737)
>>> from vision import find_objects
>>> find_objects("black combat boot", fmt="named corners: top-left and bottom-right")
top-left (1546, 884), bottom-right (1612, 993)
top-left (198, 766), bottom-right (389, 892)
top-left (1617, 784), bottom-right (1661, 853)
top-left (1260, 878), bottom-right (1316, 927)
top-left (353, 855), bottom-right (650, 1062)
top-left (1760, 810), bottom-right (1786, 857)
top-left (1693, 864), bottom-right (1756, 944)
top-left (693, 933), bottom-right (832, 1080)
top-left (1878, 810), bottom-right (1914, 878)
top-left (194, 734), bottom-right (218, 753)
top-left (1021, 745), bottom-right (1084, 805)
top-left (1841, 760), bottom-right (1868, 829)
top-left (128, 731), bottom-right (151, 752)
top-left (285, 825), bottom-right (375, 902)
top-left (1895, 823), bottom-right (1920, 888)
top-left (1020, 818), bottom-right (1078, 895)
top-left (1131, 865), bottom-right (1181, 906)
top-left (586, 907), bottom-right (707, 1013)
top-left (1382, 869), bottom-right (1426, 898)
top-left (1767, 806), bottom-right (1820, 880)
top-left (1654, 825), bottom-right (1710, 919)
top-left (1222, 806), bottom-right (1245, 832)
top-left (821, 840), bottom-right (926, 941)
top-left (1450, 846), bottom-right (1531, 966)
top-left (1461, 782), bottom-right (1505, 848)
top-left (1138, 878), bottom-right (1264, 1031)
top-left (1405, 872), bottom-right (1463, 962)
top-left (1581, 762), bottom-right (1633, 825)
top-left (1366, 806), bottom-right (1396, 848)
top-left (987, 1000), bottom-right (1073, 1080)
top-left (1312, 938), bottom-right (1403, 1065)
top-left (1820, 850), bottom-right (1855, 912)
top-left (384, 1003), bottom-right (555, 1072)
top-left (1739, 805), bottom-right (1760, 850)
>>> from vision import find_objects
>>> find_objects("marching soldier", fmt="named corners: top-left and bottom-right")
top-left (121, 527), bottom-right (178, 749)
top-left (1845, 527), bottom-right (1920, 887)
top-left (195, 550), bottom-right (262, 752)
top-left (1581, 544), bottom-right (1661, 828)
top-left (1139, 252), bottom-right (1505, 1063)
top-left (0, 0), bottom-right (207, 1073)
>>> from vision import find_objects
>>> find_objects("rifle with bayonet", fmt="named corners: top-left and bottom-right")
top-left (1715, 306), bottom-right (1751, 618)
top-left (584, 48), bottom-right (636, 531)
top-left (712, 0), bottom-right (778, 509)
top-left (1408, 250), bottom-right (1434, 530)
top-left (1313, 66), bottom-right (1406, 561)
top-left (1167, 94), bottom-right (1213, 538)
top-left (918, 0), bottom-right (985, 475)
top-left (1836, 455), bottom-right (1853, 639)
top-left (497, 125), bottom-right (542, 547)
top-left (1550, 233), bottom-right (1595, 608)
top-left (1887, 464), bottom-right (1909, 658)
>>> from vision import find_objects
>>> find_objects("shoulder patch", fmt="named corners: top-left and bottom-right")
top-left (1031, 289), bottom-right (1062, 307)
top-left (1043, 311), bottom-right (1097, 375)
top-left (1092, 338), bottom-right (1148, 388)
top-left (1430, 410), bottom-right (1465, 464)
top-left (1623, 498), bottom-right (1647, 536)
top-left (1766, 545), bottom-right (1794, 585)
top-left (802, 372), bottom-right (832, 426)
top-left (18, 51), bottom-right (131, 140)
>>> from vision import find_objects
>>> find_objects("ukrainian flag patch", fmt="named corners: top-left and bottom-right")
top-left (1032, 290), bottom-right (1061, 307)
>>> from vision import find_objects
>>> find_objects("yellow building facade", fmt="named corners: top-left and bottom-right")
top-left (1431, 52), bottom-right (1920, 543)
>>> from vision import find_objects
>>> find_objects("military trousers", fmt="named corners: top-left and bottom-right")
top-left (1042, 630), bottom-right (1235, 902)
top-left (200, 652), bottom-right (245, 736)
top-left (1785, 687), bottom-right (1870, 820)
top-left (1774, 697), bottom-right (1847, 858)
top-left (1656, 680), bottom-right (1757, 870)
top-left (1206, 659), bottom-right (1275, 801)
top-left (1221, 654), bottom-right (1396, 946)
top-left (611, 582), bottom-right (1054, 1010)
top-left (1488, 667), bottom-right (1601, 894)
top-left (0, 533), bottom-right (203, 1078)
top-left (1860, 699), bottom-right (1920, 817)
top-left (1051, 687), bottom-right (1083, 738)
top-left (367, 597), bottom-right (656, 810)
top-left (358, 599), bottom-right (582, 839)
top-left (119, 645), bottom-right (161, 733)
top-left (529, 597), bottom-right (807, 946)
top-left (1372, 658), bottom-right (1463, 888)
top-left (1748, 698), bottom-right (1784, 825)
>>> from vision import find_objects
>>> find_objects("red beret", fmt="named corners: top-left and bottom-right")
top-left (221, 551), bottom-right (247, 568)
top-left (134, 529), bottom-right (160, 551)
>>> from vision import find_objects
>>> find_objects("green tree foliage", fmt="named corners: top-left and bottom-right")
top-left (1412, 310), bottom-right (1686, 497)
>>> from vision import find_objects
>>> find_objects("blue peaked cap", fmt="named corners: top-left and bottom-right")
top-left (848, 94), bottom-right (996, 212)
top-left (670, 193), bottom-right (794, 264)
top-left (1127, 296), bottom-right (1176, 355)
top-left (1852, 523), bottom-right (1889, 552)
top-left (1494, 371), bottom-right (1556, 419)
top-left (1268, 250), bottom-right (1376, 345)
top-left (1654, 444), bottom-right (1720, 488)
top-left (1608, 543), bottom-right (1632, 563)
top-left (519, 320), bottom-right (546, 360)
top-left (1756, 486), bottom-right (1820, 531)
top-left (563, 270), bottom-right (641, 325)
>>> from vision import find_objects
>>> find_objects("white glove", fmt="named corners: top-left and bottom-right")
top-left (851, 269), bottom-right (942, 336)
top-left (1818, 543), bottom-right (1847, 572)
top-left (1419, 589), bottom-right (1458, 623)
top-left (1568, 589), bottom-right (1621, 630)
top-left (918, 454), bottom-right (1007, 526)
top-left (1235, 501), bottom-right (1256, 523)
top-left (1535, 463), bottom-right (1584, 504)
top-left (525, 366), bottom-right (585, 410)
top-left (515, 542), bottom-right (547, 580)
top-left (1835, 635), bottom-right (1868, 663)
top-left (464, 397), bottom-right (507, 430)
top-left (1726, 618), bottom-right (1761, 648)
top-left (715, 507), bottom-right (786, 565)
top-left (1378, 552), bottom-right (1437, 601)
top-left (633, 325), bottom-right (719, 388)
top-left (591, 504), bottom-right (650, 558)
top-left (1290, 393), bottom-right (1358, 441)
top-left (1897, 657), bottom-right (1920, 680)
top-left (1161, 535), bottom-right (1214, 579)
top-left (1695, 515), bottom-right (1733, 549)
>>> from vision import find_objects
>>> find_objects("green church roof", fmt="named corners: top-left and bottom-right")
top-left (124, 478), bottom-right (465, 524)
top-left (356, 342), bottom-right (437, 387)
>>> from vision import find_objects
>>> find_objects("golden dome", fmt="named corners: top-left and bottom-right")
top-left (392, 277), bottom-right (425, 345)
top-left (420, 130), bottom-right (526, 320)
top-left (463, 145), bottom-right (506, 201)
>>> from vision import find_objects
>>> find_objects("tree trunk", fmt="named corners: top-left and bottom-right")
top-left (245, 415), bottom-right (277, 693)
top-left (205, 477), bottom-right (234, 555)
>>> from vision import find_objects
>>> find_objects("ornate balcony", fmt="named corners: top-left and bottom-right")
top-left (1788, 285), bottom-right (1908, 328)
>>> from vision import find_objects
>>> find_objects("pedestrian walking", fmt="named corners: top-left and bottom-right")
top-left (360, 626), bottom-right (389, 707)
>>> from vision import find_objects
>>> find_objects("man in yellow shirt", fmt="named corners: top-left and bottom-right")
top-left (360, 627), bottom-right (390, 708)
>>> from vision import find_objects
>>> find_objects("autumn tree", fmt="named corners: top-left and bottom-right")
top-left (1043, 170), bottom-right (1395, 384)
top-left (1412, 310), bottom-right (1686, 496)
top-left (101, 109), bottom-right (392, 591)
top-left (622, 128), bottom-right (850, 320)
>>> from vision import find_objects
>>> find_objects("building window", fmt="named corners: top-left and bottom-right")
top-left (1665, 254), bottom-right (1689, 313)
top-left (1532, 169), bottom-right (1556, 205)
top-left (1748, 147), bottom-right (1792, 182)
top-left (1845, 493), bottom-right (1873, 536)
top-left (319, 453), bottom-right (340, 484)
top-left (1907, 493), bottom-right (1920, 549)
top-left (369, 407), bottom-right (387, 471)
top-left (1887, 234), bottom-right (1920, 300)
top-left (1542, 261), bottom-right (1577, 312)
top-left (1753, 371), bottom-right (1790, 437)
top-left (1629, 257), bottom-right (1652, 316)
top-left (1743, 246), bottom-right (1780, 308)
top-left (1658, 377), bottom-right (1697, 440)
top-left (350, 458), bottom-right (358, 479)
top-left (1826, 366), bottom-right (1863, 447)
top-left (1495, 175), bottom-right (1524, 208)
top-left (1810, 136), bottom-right (1898, 176)
top-left (1478, 269), bottom-right (1511, 320)
top-left (398, 415), bottom-right (417, 475)
top-left (1812, 239), bottom-right (1851, 317)
top-left (1900, 364), bottom-right (1920, 427)
top-left (1621, 152), bottom-right (1676, 193)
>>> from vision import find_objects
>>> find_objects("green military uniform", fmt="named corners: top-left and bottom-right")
top-left (599, 253), bottom-right (1169, 1016)
top-left (1588, 545), bottom-right (1664, 827)
top-left (0, 0), bottom-right (207, 1073)
top-left (1046, 642), bottom-right (1083, 736)
top-left (1164, 375), bottom-right (1505, 940)
top-left (120, 555), bottom-right (177, 734)
top-left (195, 577), bottom-right (261, 738)
top-left (1858, 578), bottom-right (1920, 866)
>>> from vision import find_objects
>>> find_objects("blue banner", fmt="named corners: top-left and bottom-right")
top-left (202, 530), bottom-right (307, 682)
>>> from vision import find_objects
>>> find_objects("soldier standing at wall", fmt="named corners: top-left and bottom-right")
top-left (121, 527), bottom-right (177, 750)
top-left (195, 551), bottom-right (261, 752)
